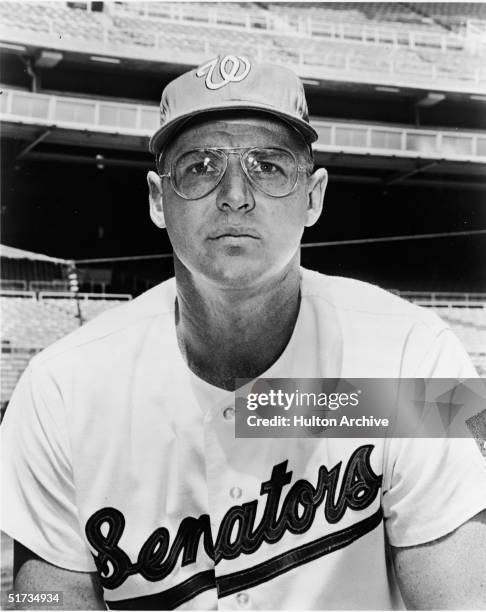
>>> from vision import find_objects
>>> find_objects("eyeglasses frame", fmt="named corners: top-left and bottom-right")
top-left (156, 146), bottom-right (309, 200)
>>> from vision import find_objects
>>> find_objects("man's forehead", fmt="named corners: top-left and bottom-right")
top-left (168, 115), bottom-right (301, 152)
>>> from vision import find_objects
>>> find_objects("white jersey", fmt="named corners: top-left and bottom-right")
top-left (2, 268), bottom-right (486, 610)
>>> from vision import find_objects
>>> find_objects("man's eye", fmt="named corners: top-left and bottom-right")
top-left (188, 161), bottom-right (218, 175)
top-left (252, 161), bottom-right (278, 174)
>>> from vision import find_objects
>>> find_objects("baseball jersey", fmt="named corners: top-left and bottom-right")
top-left (2, 268), bottom-right (486, 610)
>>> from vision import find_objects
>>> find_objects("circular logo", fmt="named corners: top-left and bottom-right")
top-left (195, 55), bottom-right (251, 90)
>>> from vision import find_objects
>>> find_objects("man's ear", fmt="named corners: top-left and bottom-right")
top-left (147, 170), bottom-right (166, 229)
top-left (304, 167), bottom-right (328, 228)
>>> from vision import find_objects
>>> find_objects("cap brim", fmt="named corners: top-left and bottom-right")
top-left (149, 102), bottom-right (318, 154)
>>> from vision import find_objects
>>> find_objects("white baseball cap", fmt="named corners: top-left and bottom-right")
top-left (149, 54), bottom-right (318, 154)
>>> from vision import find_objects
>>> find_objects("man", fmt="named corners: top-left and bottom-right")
top-left (2, 55), bottom-right (486, 610)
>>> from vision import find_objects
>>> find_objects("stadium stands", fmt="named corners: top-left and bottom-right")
top-left (110, 2), bottom-right (485, 49)
top-left (1, 296), bottom-right (79, 347)
top-left (432, 306), bottom-right (486, 354)
top-left (1, 2), bottom-right (485, 90)
top-left (0, 1), bottom-right (106, 41)
top-left (409, 2), bottom-right (486, 32)
top-left (266, 2), bottom-right (486, 37)
top-left (400, 297), bottom-right (486, 375)
top-left (1, 348), bottom-right (36, 404)
top-left (0, 293), bottom-right (131, 402)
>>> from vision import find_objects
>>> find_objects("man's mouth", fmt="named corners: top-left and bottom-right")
top-left (208, 228), bottom-right (260, 240)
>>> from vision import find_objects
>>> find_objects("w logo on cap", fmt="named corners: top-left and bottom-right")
top-left (195, 55), bottom-right (251, 90)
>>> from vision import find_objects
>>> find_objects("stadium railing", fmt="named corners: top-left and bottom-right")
top-left (0, 289), bottom-right (36, 299)
top-left (36, 291), bottom-right (131, 301)
top-left (2, 88), bottom-right (486, 164)
top-left (398, 291), bottom-right (486, 303)
top-left (0, 88), bottom-right (159, 132)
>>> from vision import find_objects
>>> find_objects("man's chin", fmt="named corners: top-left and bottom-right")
top-left (200, 260), bottom-right (270, 289)
top-left (176, 250), bottom-right (299, 290)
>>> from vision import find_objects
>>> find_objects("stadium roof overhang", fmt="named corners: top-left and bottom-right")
top-left (0, 244), bottom-right (72, 264)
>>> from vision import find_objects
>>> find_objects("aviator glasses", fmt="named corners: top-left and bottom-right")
top-left (157, 147), bottom-right (308, 200)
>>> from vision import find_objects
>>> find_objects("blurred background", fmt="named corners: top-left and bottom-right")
top-left (1, 0), bottom-right (485, 595)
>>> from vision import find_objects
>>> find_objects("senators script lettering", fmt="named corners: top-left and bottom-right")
top-left (85, 445), bottom-right (381, 590)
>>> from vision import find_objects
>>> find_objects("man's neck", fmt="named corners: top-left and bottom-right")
top-left (174, 258), bottom-right (302, 390)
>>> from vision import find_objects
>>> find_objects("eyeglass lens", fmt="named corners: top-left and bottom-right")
top-left (173, 148), bottom-right (298, 199)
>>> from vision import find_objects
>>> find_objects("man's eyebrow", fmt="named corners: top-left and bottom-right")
top-left (175, 145), bottom-right (290, 150)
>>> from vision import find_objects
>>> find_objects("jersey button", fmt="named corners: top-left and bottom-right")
top-left (223, 406), bottom-right (235, 420)
top-left (236, 592), bottom-right (249, 606)
top-left (230, 486), bottom-right (242, 499)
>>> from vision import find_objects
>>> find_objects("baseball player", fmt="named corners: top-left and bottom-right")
top-left (2, 55), bottom-right (486, 610)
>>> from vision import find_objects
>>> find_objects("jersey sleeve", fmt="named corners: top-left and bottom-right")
top-left (382, 327), bottom-right (486, 547)
top-left (1, 362), bottom-right (96, 571)
top-left (411, 326), bottom-right (480, 378)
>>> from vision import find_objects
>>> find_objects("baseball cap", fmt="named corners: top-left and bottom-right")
top-left (149, 54), bottom-right (318, 154)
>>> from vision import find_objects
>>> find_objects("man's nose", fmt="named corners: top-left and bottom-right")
top-left (215, 157), bottom-right (255, 213)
